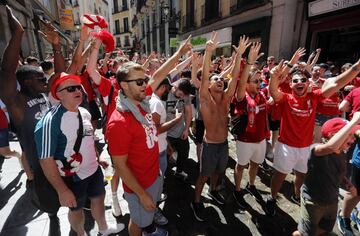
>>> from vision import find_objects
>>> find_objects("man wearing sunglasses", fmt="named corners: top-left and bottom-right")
top-left (266, 52), bottom-right (360, 217)
top-left (0, 6), bottom-right (59, 236)
top-left (34, 72), bottom-right (125, 236)
top-left (191, 33), bottom-right (256, 221)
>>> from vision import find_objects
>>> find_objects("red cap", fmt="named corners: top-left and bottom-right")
top-left (321, 118), bottom-right (360, 139)
top-left (51, 72), bottom-right (81, 100)
top-left (91, 30), bottom-right (115, 53)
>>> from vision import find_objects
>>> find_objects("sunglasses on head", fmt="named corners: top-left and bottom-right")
top-left (122, 77), bottom-right (149, 86)
top-left (292, 78), bottom-right (307, 84)
top-left (212, 77), bottom-right (225, 82)
top-left (249, 79), bottom-right (263, 84)
top-left (57, 85), bottom-right (82, 93)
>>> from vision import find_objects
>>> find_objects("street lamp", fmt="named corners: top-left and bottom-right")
top-left (161, 2), bottom-right (170, 22)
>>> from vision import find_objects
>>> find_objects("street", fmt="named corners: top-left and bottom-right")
top-left (0, 130), bottom-right (353, 236)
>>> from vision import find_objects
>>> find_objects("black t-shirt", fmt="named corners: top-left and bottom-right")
top-left (301, 146), bottom-right (347, 205)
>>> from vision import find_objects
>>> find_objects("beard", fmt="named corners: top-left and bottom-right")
top-left (160, 91), bottom-right (169, 101)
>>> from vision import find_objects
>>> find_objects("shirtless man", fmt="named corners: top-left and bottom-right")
top-left (190, 32), bottom-right (247, 221)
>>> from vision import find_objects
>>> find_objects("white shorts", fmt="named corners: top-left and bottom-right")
top-left (236, 139), bottom-right (266, 166)
top-left (273, 141), bottom-right (310, 174)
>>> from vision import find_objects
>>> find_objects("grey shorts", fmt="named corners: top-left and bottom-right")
top-left (200, 141), bottom-right (229, 176)
top-left (298, 196), bottom-right (338, 236)
top-left (124, 175), bottom-right (163, 228)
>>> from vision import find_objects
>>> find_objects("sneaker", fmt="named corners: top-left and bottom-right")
top-left (261, 159), bottom-right (271, 171)
top-left (112, 198), bottom-right (122, 217)
top-left (245, 184), bottom-right (263, 202)
top-left (97, 223), bottom-right (125, 236)
top-left (142, 227), bottom-right (168, 236)
top-left (158, 193), bottom-right (167, 203)
top-left (174, 171), bottom-right (188, 179)
top-left (351, 208), bottom-right (360, 230)
top-left (154, 208), bottom-right (168, 225)
top-left (337, 213), bottom-right (354, 236)
top-left (208, 190), bottom-right (226, 205)
top-left (233, 190), bottom-right (247, 210)
top-left (290, 194), bottom-right (300, 205)
top-left (190, 201), bottom-right (206, 222)
top-left (264, 197), bottom-right (276, 217)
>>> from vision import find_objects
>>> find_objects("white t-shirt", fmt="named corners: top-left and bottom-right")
top-left (149, 94), bottom-right (167, 152)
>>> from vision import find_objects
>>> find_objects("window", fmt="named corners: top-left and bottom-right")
top-left (123, 17), bottom-right (129, 32)
top-left (113, 0), bottom-right (119, 13)
top-left (122, 0), bottom-right (128, 10)
top-left (116, 37), bottom-right (121, 47)
top-left (124, 35), bottom-right (130, 46)
top-left (115, 20), bottom-right (120, 34)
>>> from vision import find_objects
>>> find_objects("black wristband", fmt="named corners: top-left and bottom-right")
top-left (286, 62), bottom-right (293, 69)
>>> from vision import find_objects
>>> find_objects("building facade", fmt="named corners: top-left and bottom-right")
top-left (112, 0), bottom-right (133, 51)
top-left (0, 0), bottom-right (75, 61)
top-left (177, 0), bottom-right (360, 64)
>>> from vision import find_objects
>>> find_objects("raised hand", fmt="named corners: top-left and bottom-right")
top-left (6, 5), bottom-right (24, 34)
top-left (148, 51), bottom-right (156, 61)
top-left (271, 59), bottom-right (286, 80)
top-left (192, 52), bottom-right (202, 68)
top-left (205, 31), bottom-right (218, 52)
top-left (79, 25), bottom-right (88, 41)
top-left (178, 35), bottom-right (192, 56)
top-left (247, 42), bottom-right (262, 64)
top-left (233, 35), bottom-right (251, 55)
top-left (289, 47), bottom-right (306, 64)
top-left (38, 19), bottom-right (60, 45)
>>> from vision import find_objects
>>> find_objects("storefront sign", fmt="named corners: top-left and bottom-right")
top-left (180, 27), bottom-right (232, 51)
top-left (170, 38), bottom-right (178, 48)
top-left (308, 0), bottom-right (360, 17)
top-left (57, 1), bottom-right (75, 30)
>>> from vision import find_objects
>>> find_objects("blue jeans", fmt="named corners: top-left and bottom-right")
top-left (159, 150), bottom-right (167, 175)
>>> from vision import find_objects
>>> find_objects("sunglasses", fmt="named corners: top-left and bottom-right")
top-left (57, 85), bottom-right (82, 93)
top-left (249, 79), bottom-right (263, 84)
top-left (212, 77), bottom-right (225, 82)
top-left (292, 78), bottom-right (307, 84)
top-left (122, 77), bottom-right (149, 86)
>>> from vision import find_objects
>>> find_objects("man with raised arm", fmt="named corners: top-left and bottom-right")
top-left (266, 51), bottom-right (360, 216)
top-left (190, 32), bottom-right (245, 221)
top-left (0, 6), bottom-right (58, 235)
top-left (87, 36), bottom-right (192, 221)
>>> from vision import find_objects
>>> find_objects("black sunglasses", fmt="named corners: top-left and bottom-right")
top-left (212, 77), bottom-right (225, 82)
top-left (292, 78), bottom-right (307, 84)
top-left (249, 79), bottom-right (263, 84)
top-left (57, 85), bottom-right (82, 93)
top-left (122, 77), bottom-right (149, 86)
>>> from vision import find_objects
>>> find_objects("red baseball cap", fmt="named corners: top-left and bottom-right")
top-left (321, 118), bottom-right (360, 139)
top-left (50, 72), bottom-right (81, 100)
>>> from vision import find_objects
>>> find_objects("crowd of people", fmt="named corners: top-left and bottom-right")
top-left (2, 5), bottom-right (360, 236)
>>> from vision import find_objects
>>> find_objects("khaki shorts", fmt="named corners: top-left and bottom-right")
top-left (298, 196), bottom-right (337, 236)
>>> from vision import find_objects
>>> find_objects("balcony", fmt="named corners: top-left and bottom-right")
top-left (114, 27), bottom-right (130, 35)
top-left (230, 0), bottom-right (268, 14)
top-left (200, 4), bottom-right (222, 26)
top-left (113, 5), bottom-right (129, 14)
top-left (181, 14), bottom-right (195, 32)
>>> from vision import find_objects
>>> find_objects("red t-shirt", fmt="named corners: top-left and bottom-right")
top-left (316, 93), bottom-right (341, 116)
top-left (80, 71), bottom-right (96, 102)
top-left (0, 108), bottom-right (8, 129)
top-left (345, 87), bottom-right (360, 119)
top-left (97, 76), bottom-right (119, 124)
top-left (277, 89), bottom-right (324, 147)
top-left (233, 92), bottom-right (268, 142)
top-left (107, 106), bottom-right (159, 193)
